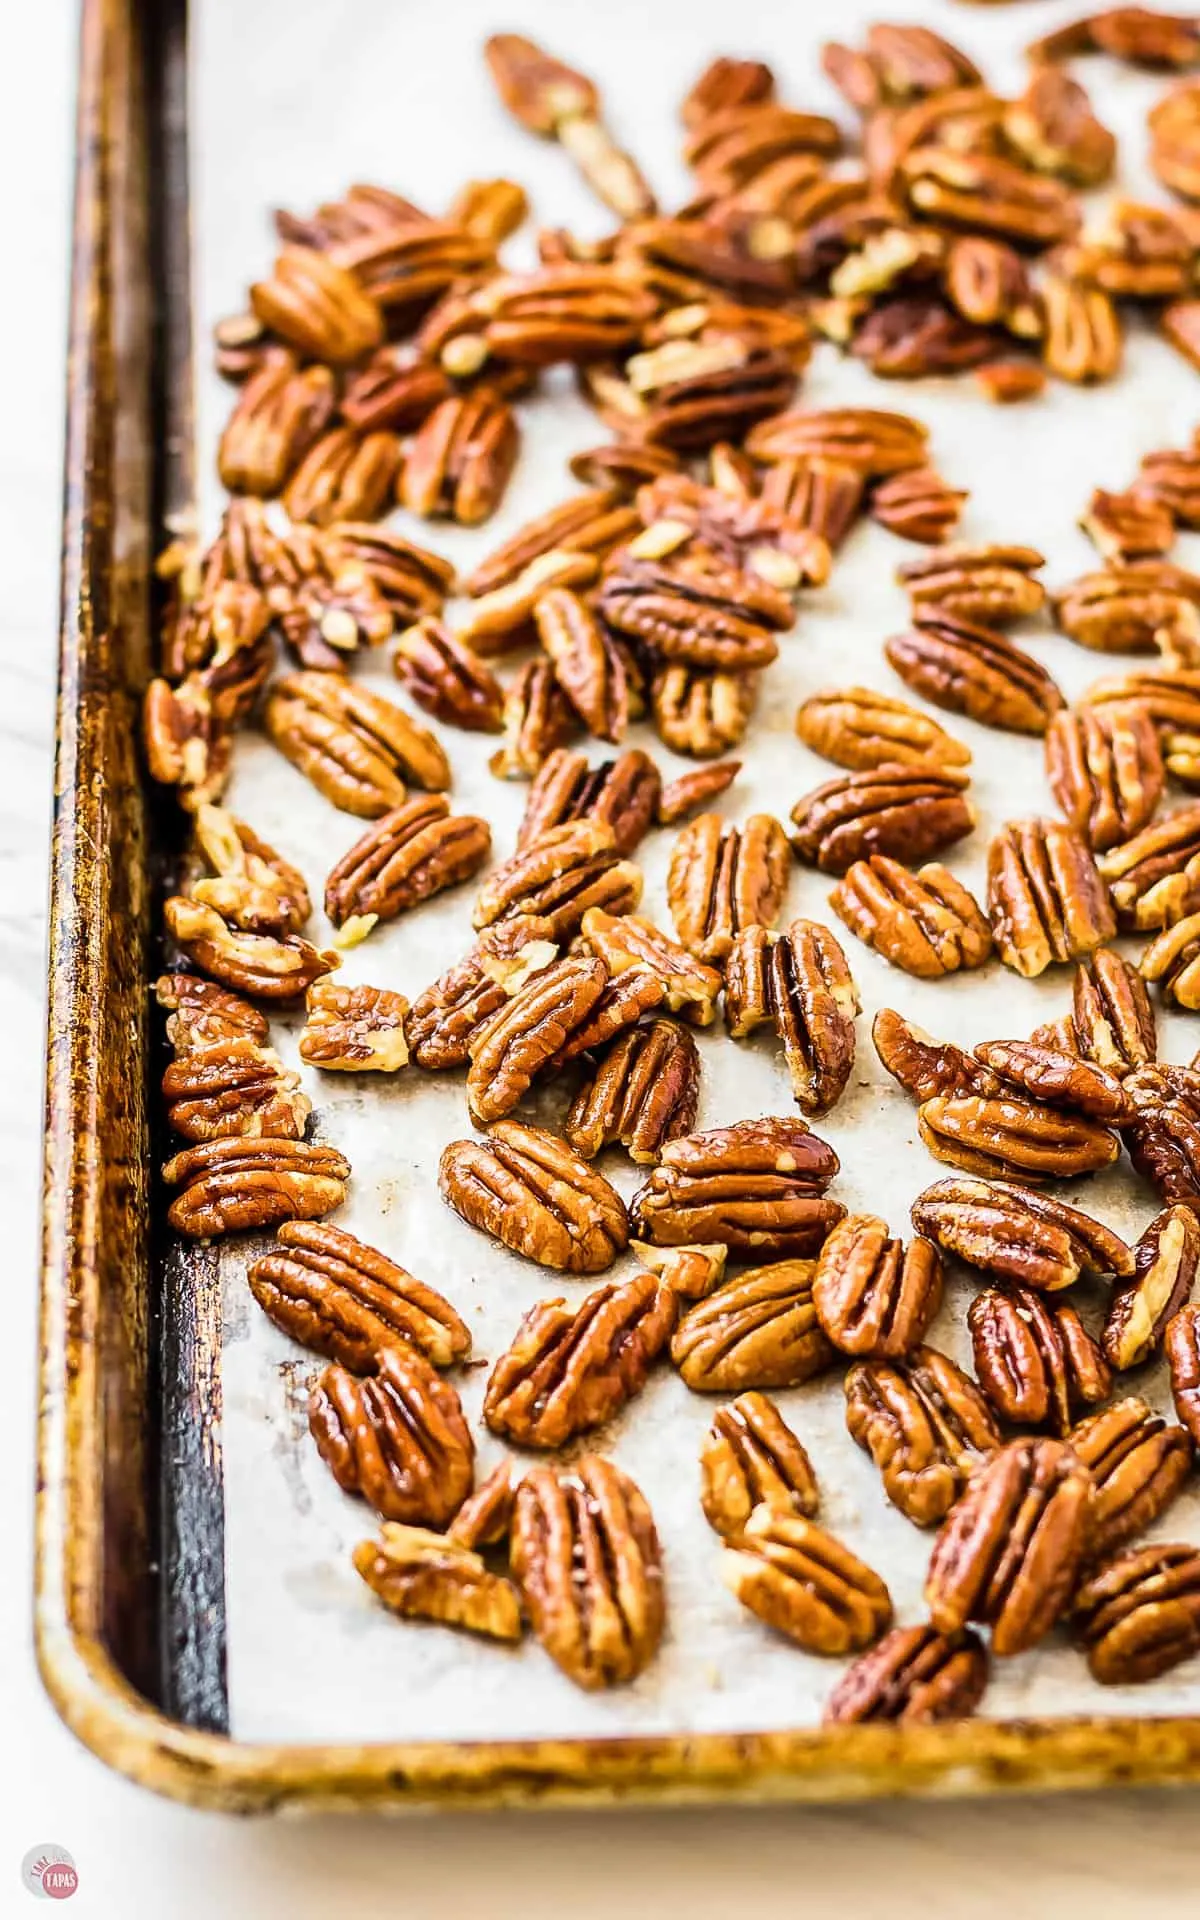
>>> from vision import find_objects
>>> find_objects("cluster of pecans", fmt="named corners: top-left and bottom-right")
top-left (143, 23), bottom-right (1200, 1710)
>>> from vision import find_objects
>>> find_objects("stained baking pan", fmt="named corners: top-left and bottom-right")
top-left (37, 0), bottom-right (1200, 1808)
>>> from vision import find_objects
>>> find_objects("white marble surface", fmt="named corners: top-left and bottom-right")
top-left (7, 2), bottom-right (1200, 1913)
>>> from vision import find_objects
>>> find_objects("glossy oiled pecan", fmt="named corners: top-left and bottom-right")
top-left (474, 821), bottom-right (642, 942)
top-left (1103, 1204), bottom-right (1200, 1372)
top-left (400, 391), bottom-right (520, 525)
top-left (309, 1344), bottom-right (474, 1526)
top-left (353, 1524), bottom-right (522, 1642)
top-left (407, 919), bottom-right (558, 1071)
top-left (942, 236), bottom-right (1041, 337)
top-left (845, 1346), bottom-right (1001, 1528)
top-left (670, 1258), bottom-right (835, 1391)
top-left (533, 589), bottom-right (631, 743)
top-left (476, 266), bottom-right (658, 365)
top-left (657, 760), bottom-right (741, 826)
top-left (1072, 946), bottom-right (1158, 1072)
top-left (650, 663), bottom-right (756, 758)
top-left (987, 817), bottom-right (1115, 975)
top-left (824, 1623), bottom-right (988, 1726)
top-left (925, 1437), bottom-right (1094, 1656)
top-left (813, 1215), bottom-right (942, 1360)
top-left (1045, 703), bottom-right (1164, 852)
top-left (464, 490), bottom-right (636, 599)
top-left (1139, 911), bottom-right (1200, 1007)
top-left (565, 1019), bottom-right (700, 1164)
top-left (597, 553), bottom-right (790, 674)
top-left (1052, 561), bottom-right (1200, 657)
top-left (580, 908), bottom-right (723, 1026)
top-left (790, 763), bottom-right (974, 876)
top-left (1081, 667), bottom-right (1200, 778)
top-left (188, 805), bottom-right (311, 935)
top-left (1081, 487), bottom-right (1175, 563)
top-left (759, 455), bottom-right (865, 549)
top-left (439, 1120), bottom-right (628, 1274)
top-left (1166, 1304), bottom-right (1200, 1446)
top-left (483, 1270), bottom-right (677, 1449)
top-left (163, 898), bottom-right (337, 1002)
top-left (391, 618), bottom-right (504, 734)
top-left (885, 614), bottom-right (1065, 736)
top-left (164, 1138), bottom-right (350, 1239)
top-left (831, 856), bottom-right (992, 980)
top-left (1097, 805), bottom-right (1200, 928)
top-left (969, 1287), bottom-right (1111, 1434)
top-left (339, 353), bottom-right (453, 435)
top-left (323, 797), bottom-right (491, 933)
top-left (872, 1007), bottom-right (997, 1106)
top-left (1069, 1398), bottom-right (1192, 1557)
top-left (1072, 1543), bottom-right (1200, 1685)
top-left (250, 245), bottom-right (384, 363)
top-left (322, 521), bottom-right (455, 625)
top-left (464, 954), bottom-right (609, 1124)
top-left (264, 670), bottom-right (450, 816)
top-left (970, 1039), bottom-right (1130, 1123)
top-left (794, 687), bottom-right (971, 775)
top-left (746, 405), bottom-right (929, 477)
top-left (633, 1117), bottom-right (843, 1260)
top-left (511, 1456), bottom-right (665, 1690)
top-left (721, 1508), bottom-right (892, 1655)
top-left (249, 1221), bottom-right (468, 1369)
top-left (666, 811), bottom-right (791, 963)
top-left (917, 1091), bottom-right (1119, 1181)
top-left (723, 920), bottom-right (859, 1117)
top-left (699, 1391), bottom-right (818, 1540)
top-left (516, 748), bottom-right (660, 856)
top-left (898, 543), bottom-right (1046, 627)
top-left (488, 659), bottom-right (581, 780)
top-left (156, 973), bottom-right (268, 1054)
top-left (911, 1176), bottom-right (1134, 1291)
top-left (1122, 1062), bottom-right (1200, 1204)
top-left (298, 980), bottom-right (409, 1073)
top-left (161, 1038), bottom-right (309, 1144)
top-left (1041, 274), bottom-right (1122, 384)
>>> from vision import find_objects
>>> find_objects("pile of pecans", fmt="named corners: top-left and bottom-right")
top-left (144, 20), bottom-right (1200, 1711)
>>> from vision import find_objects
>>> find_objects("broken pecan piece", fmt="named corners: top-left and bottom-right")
top-left (406, 918), bottom-right (558, 1071)
top-left (831, 857), bottom-right (992, 980)
top-left (465, 954), bottom-right (609, 1125)
top-left (1081, 487), bottom-right (1175, 563)
top-left (264, 670), bottom-right (450, 815)
top-left (391, 618), bottom-right (504, 734)
top-left (633, 1117), bottom-right (843, 1261)
top-left (813, 1215), bottom-right (942, 1360)
top-left (439, 1120), bottom-right (628, 1274)
top-left (248, 1220), bottom-right (468, 1369)
top-left (188, 805), bottom-right (310, 936)
top-left (872, 1007), bottom-right (997, 1106)
top-left (987, 817), bottom-right (1116, 975)
top-left (564, 1019), bottom-right (700, 1164)
top-left (512, 1456), bottom-right (665, 1689)
top-left (324, 797), bottom-right (491, 933)
top-left (1097, 804), bottom-right (1200, 928)
top-left (824, 1623), bottom-right (988, 1726)
top-left (723, 920), bottom-right (859, 1116)
top-left (516, 747), bottom-right (660, 856)
top-left (1045, 702), bottom-right (1164, 852)
top-left (474, 820), bottom-right (642, 942)
top-left (489, 659), bottom-right (581, 781)
top-left (911, 1176), bottom-right (1134, 1291)
top-left (1166, 1305), bottom-right (1200, 1446)
top-left (353, 1525), bottom-right (522, 1642)
top-left (155, 972), bottom-right (268, 1053)
top-left (885, 614), bottom-right (1065, 735)
top-left (161, 1038), bottom-right (309, 1143)
top-left (969, 1286), bottom-right (1111, 1434)
top-left (795, 687), bottom-right (971, 774)
top-left (699, 1391), bottom-right (818, 1540)
top-left (670, 1258), bottom-right (834, 1391)
top-left (164, 1138), bottom-right (349, 1239)
top-left (790, 763), bottom-right (974, 876)
top-left (845, 1345), bottom-right (1000, 1529)
top-left (579, 908), bottom-right (723, 1026)
top-left (310, 1344), bottom-right (473, 1526)
top-left (483, 1270), bottom-right (676, 1449)
top-left (1072, 1543), bottom-right (1200, 1685)
top-left (1103, 1204), bottom-right (1200, 1371)
top-left (1069, 1398), bottom-right (1192, 1557)
top-left (1072, 947), bottom-right (1157, 1072)
top-left (721, 1507), bottom-right (892, 1655)
top-left (400, 390), bottom-right (520, 525)
top-left (657, 760), bottom-right (741, 826)
top-left (632, 1240), bottom-right (727, 1302)
top-left (667, 811), bottom-right (791, 962)
top-left (163, 897), bottom-right (337, 1002)
top-left (298, 980), bottom-right (409, 1073)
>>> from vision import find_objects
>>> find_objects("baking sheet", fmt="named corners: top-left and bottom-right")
top-left (193, 0), bottom-right (1200, 1744)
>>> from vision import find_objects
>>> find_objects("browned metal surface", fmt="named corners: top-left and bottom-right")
top-left (35, 0), bottom-right (1200, 1812)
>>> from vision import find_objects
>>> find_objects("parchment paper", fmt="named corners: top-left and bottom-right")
top-left (195, 0), bottom-right (1200, 1744)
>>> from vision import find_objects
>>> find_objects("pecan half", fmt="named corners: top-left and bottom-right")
top-left (565, 1019), bottom-right (700, 1164)
top-left (532, 589), bottom-right (630, 743)
top-left (1103, 1204), bottom-right (1200, 1370)
top-left (657, 760), bottom-right (741, 825)
top-left (163, 897), bottom-right (337, 1002)
top-left (970, 1039), bottom-right (1130, 1122)
top-left (667, 811), bottom-right (791, 962)
top-left (900, 148), bottom-right (1080, 249)
top-left (1072, 947), bottom-right (1157, 1072)
top-left (650, 664), bottom-right (757, 758)
top-left (670, 1259), bottom-right (834, 1391)
top-left (831, 856), bottom-right (992, 979)
top-left (597, 553), bottom-right (790, 674)
top-left (759, 455), bottom-right (866, 548)
top-left (161, 1038), bottom-right (309, 1143)
top-left (1123, 1062), bottom-right (1200, 1203)
top-left (872, 1007), bottom-right (996, 1105)
top-left (250, 245), bottom-right (384, 363)
top-left (488, 659), bottom-right (581, 780)
top-left (1005, 65), bottom-right (1115, 185)
top-left (484, 1270), bottom-right (676, 1450)
top-left (400, 391), bottom-right (520, 525)
top-left (885, 614), bottom-right (1065, 735)
top-left (391, 618), bottom-right (504, 734)
top-left (942, 236), bottom-right (1042, 337)
top-left (633, 1117), bottom-right (843, 1260)
top-left (298, 980), bottom-right (409, 1073)
top-left (327, 798), bottom-right (490, 935)
top-left (516, 747), bottom-right (660, 856)
top-left (868, 468), bottom-right (968, 546)
top-left (353, 1525), bottom-right (522, 1642)
top-left (1069, 1398), bottom-right (1192, 1557)
top-left (911, 1176), bottom-right (1134, 1290)
top-left (1040, 273), bottom-right (1122, 383)
top-left (1166, 1304), bottom-right (1200, 1446)
top-left (790, 764), bottom-right (974, 876)
top-left (164, 1138), bottom-right (349, 1239)
top-left (969, 1286), bottom-right (1111, 1433)
top-left (845, 1346), bottom-right (1001, 1528)
top-left (1136, 446), bottom-right (1200, 529)
top-left (917, 1092), bottom-right (1119, 1181)
top-left (511, 1457), bottom-right (664, 1690)
top-left (217, 359), bottom-right (336, 497)
top-left (1081, 487), bottom-right (1176, 563)
top-left (682, 56), bottom-right (776, 127)
top-left (579, 908), bottom-right (723, 1026)
top-left (248, 1221), bottom-right (468, 1369)
top-left (1072, 1543), bottom-right (1200, 1684)
top-left (464, 490), bottom-right (637, 598)
top-left (1139, 911), bottom-right (1200, 1007)
top-left (474, 820), bottom-right (642, 941)
top-left (406, 919), bottom-right (558, 1070)
top-left (264, 670), bottom-right (450, 816)
top-left (1052, 562), bottom-right (1200, 658)
top-left (813, 1214), bottom-right (942, 1360)
top-left (1034, 9), bottom-right (1200, 71)
top-left (339, 353), bottom-right (453, 436)
top-left (459, 551), bottom-right (601, 658)
top-left (464, 955), bottom-right (609, 1125)
top-left (975, 359), bottom-right (1048, 404)
top-left (699, 1391), bottom-right (818, 1539)
top-left (1045, 703), bottom-right (1164, 851)
top-left (439, 1120), bottom-right (628, 1274)
top-left (824, 1622), bottom-right (988, 1726)
top-left (795, 687), bottom-right (971, 775)
top-left (282, 426), bottom-right (403, 528)
top-left (155, 972), bottom-right (268, 1053)
top-left (898, 543), bottom-right (1046, 627)
top-left (745, 405), bottom-right (929, 476)
top-left (1097, 804), bottom-right (1200, 928)
top-left (188, 805), bottom-right (311, 935)
top-left (721, 1508), bottom-right (892, 1655)
top-left (987, 817), bottom-right (1116, 975)
top-left (310, 1344), bottom-right (473, 1525)
top-left (1149, 77), bottom-right (1200, 198)
top-left (724, 920), bottom-right (859, 1116)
